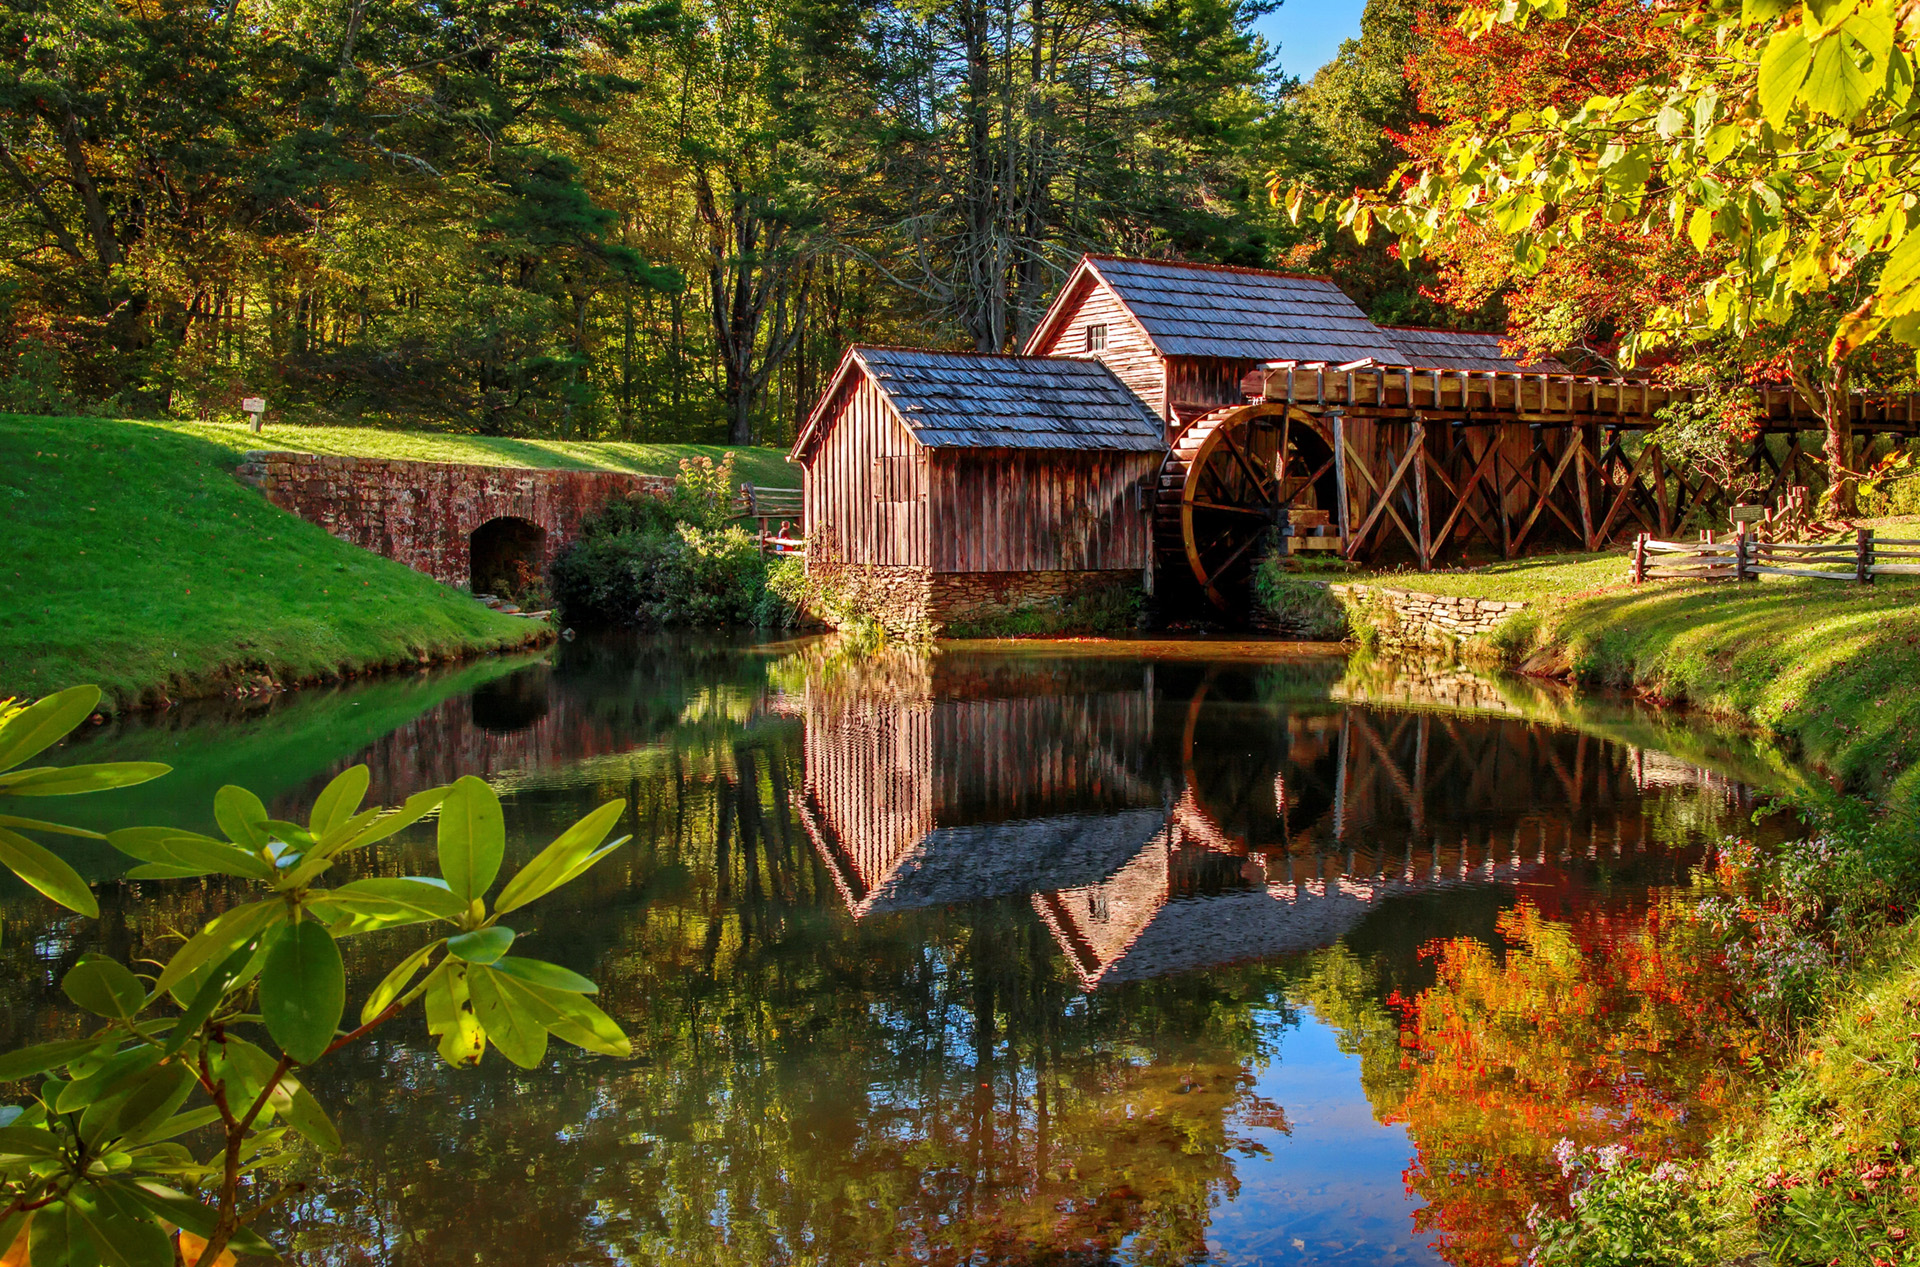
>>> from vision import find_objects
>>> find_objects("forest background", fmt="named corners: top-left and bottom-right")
top-left (0, 0), bottom-right (1459, 447)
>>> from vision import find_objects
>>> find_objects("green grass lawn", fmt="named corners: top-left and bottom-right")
top-left (1343, 550), bottom-right (1631, 603)
top-left (0, 415), bottom-right (554, 709)
top-left (142, 419), bottom-right (799, 487)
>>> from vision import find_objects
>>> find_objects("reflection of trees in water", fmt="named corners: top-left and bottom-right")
top-left (278, 719), bottom-right (1295, 1267)
top-left (1384, 902), bottom-right (1759, 1266)
top-left (0, 639), bottom-right (1786, 1267)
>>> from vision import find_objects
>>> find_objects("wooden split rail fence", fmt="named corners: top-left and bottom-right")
top-left (1631, 528), bottom-right (1920, 585)
top-left (735, 484), bottom-right (806, 557)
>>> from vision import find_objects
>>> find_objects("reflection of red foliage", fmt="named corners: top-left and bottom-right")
top-left (1391, 902), bottom-right (1760, 1265)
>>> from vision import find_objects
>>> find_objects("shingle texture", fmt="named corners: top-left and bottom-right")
top-left (859, 348), bottom-right (1165, 451)
top-left (1383, 326), bottom-right (1564, 373)
top-left (1089, 257), bottom-right (1407, 364)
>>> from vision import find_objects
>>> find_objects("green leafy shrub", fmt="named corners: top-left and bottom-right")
top-left (0, 687), bottom-right (631, 1264)
top-left (552, 454), bottom-right (797, 628)
top-left (1529, 1143), bottom-right (1720, 1267)
top-left (764, 560), bottom-right (901, 643)
top-left (1250, 555), bottom-right (1350, 640)
top-left (942, 580), bottom-right (1143, 638)
top-left (1697, 800), bottom-right (1920, 1032)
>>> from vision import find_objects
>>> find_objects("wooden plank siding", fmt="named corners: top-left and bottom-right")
top-left (934, 691), bottom-right (1155, 821)
top-left (800, 696), bottom-right (934, 911)
top-left (930, 449), bottom-right (1159, 573)
top-left (802, 375), bottom-right (929, 568)
top-left (1166, 356), bottom-right (1257, 428)
top-left (1026, 274), bottom-right (1168, 426)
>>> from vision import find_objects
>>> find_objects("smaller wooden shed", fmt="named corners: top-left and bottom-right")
top-left (790, 347), bottom-right (1167, 630)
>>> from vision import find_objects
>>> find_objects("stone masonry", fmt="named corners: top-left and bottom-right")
top-left (1328, 582), bottom-right (1527, 649)
top-left (235, 451), bottom-right (674, 587)
top-left (812, 563), bottom-right (1141, 635)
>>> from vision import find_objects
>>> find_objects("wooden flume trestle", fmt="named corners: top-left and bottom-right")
top-left (1156, 364), bottom-right (1920, 608)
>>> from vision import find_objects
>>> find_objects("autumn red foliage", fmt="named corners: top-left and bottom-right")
top-left (1396, 1), bottom-right (1709, 369)
top-left (1390, 901), bottom-right (1761, 1265)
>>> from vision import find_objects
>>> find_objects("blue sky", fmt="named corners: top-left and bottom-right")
top-left (1255, 0), bottom-right (1368, 82)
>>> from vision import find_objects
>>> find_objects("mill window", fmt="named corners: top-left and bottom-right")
top-left (1086, 324), bottom-right (1108, 352)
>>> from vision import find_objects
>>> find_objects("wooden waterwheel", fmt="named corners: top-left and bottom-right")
top-left (1155, 403), bottom-right (1341, 609)
top-left (1173, 670), bottom-right (1340, 856)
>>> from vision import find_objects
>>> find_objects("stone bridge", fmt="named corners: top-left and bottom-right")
top-left (236, 451), bottom-right (673, 592)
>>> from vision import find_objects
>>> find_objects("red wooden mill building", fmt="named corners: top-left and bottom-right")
top-left (793, 253), bottom-right (1920, 624)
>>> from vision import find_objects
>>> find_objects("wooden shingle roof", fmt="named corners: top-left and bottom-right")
top-left (1381, 326), bottom-right (1565, 373)
top-left (826, 347), bottom-right (1167, 453)
top-left (1076, 256), bottom-right (1407, 364)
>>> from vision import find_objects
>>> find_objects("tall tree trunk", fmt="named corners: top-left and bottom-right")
top-left (1792, 359), bottom-right (1857, 517)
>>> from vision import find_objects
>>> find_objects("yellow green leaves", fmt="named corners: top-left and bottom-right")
top-left (110, 769), bottom-right (445, 892)
top-left (1756, 2), bottom-right (1903, 124)
top-left (1343, 0), bottom-right (1920, 369)
top-left (437, 775), bottom-right (504, 906)
top-left (0, 686), bottom-right (170, 916)
top-left (106, 829), bottom-right (276, 882)
top-left (1598, 143), bottom-right (1653, 192)
top-left (1760, 27), bottom-right (1817, 124)
top-left (0, 829), bottom-right (102, 918)
top-left (212, 786), bottom-right (269, 852)
top-left (151, 900), bottom-right (286, 999)
top-left (419, 952), bottom-right (628, 1070)
top-left (1805, 26), bottom-right (1877, 117)
top-left (465, 967), bottom-right (546, 1068)
top-left (311, 877), bottom-right (464, 936)
top-left (360, 939), bottom-right (442, 1026)
top-left (0, 686), bottom-right (100, 772)
top-left (446, 927), bottom-right (514, 965)
top-left (424, 962), bottom-right (484, 1067)
top-left (307, 765), bottom-right (368, 836)
top-left (259, 920), bottom-right (345, 1065)
top-left (496, 798), bottom-right (628, 914)
top-left (0, 687), bottom-right (641, 1264)
top-left (61, 956), bottom-right (145, 1021)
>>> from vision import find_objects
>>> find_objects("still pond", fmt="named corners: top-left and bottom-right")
top-left (18, 636), bottom-right (1796, 1265)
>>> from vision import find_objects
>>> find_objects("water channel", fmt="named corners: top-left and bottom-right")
top-left (12, 636), bottom-right (1799, 1265)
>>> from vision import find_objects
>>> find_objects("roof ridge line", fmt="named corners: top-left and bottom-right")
top-left (854, 343), bottom-right (1095, 361)
top-left (1085, 254), bottom-right (1337, 285)
top-left (1383, 323), bottom-right (1511, 336)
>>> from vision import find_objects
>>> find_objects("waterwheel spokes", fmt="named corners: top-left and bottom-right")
top-left (1159, 402), bottom-right (1337, 612)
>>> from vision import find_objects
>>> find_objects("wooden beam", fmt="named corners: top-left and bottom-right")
top-left (1511, 434), bottom-right (1586, 553)
top-left (1415, 418), bottom-right (1433, 570)
top-left (1650, 444), bottom-right (1673, 536)
top-left (1576, 429), bottom-right (1597, 551)
top-left (1332, 412), bottom-right (1351, 543)
top-left (1428, 442), bottom-right (1503, 556)
top-left (1346, 422), bottom-right (1426, 560)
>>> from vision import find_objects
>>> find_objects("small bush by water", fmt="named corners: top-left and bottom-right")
top-left (551, 454), bottom-right (800, 629)
top-left (1249, 552), bottom-right (1352, 640)
top-left (944, 579), bottom-right (1144, 639)
top-left (1524, 800), bottom-right (1920, 1267)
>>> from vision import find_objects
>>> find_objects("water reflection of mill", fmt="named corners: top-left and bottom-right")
top-left (784, 655), bottom-right (1751, 990)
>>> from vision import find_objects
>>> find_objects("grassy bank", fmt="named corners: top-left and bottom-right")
top-left (0, 414), bottom-right (559, 708)
top-left (1280, 548), bottom-right (1920, 1264)
top-left (1285, 549), bottom-right (1920, 815)
top-left (27, 417), bottom-right (800, 487)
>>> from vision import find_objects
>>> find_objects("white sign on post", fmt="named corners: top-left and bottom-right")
top-left (241, 397), bottom-right (267, 434)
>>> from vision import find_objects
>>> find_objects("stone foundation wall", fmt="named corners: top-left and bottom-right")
top-left (235, 451), bottom-right (674, 587)
top-left (1328, 583), bottom-right (1527, 648)
top-left (932, 570), bottom-right (1139, 626)
top-left (809, 563), bottom-right (1142, 635)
